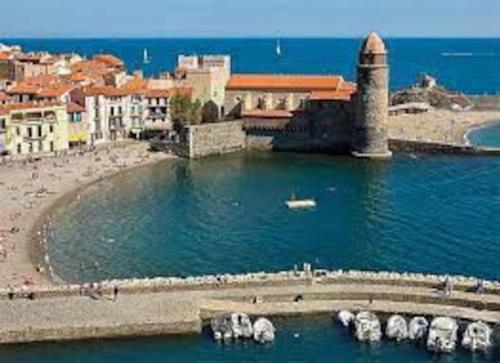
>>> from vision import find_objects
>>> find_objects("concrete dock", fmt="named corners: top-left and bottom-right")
top-left (0, 269), bottom-right (499, 344)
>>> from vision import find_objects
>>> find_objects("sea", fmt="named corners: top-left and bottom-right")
top-left (2, 38), bottom-right (500, 362)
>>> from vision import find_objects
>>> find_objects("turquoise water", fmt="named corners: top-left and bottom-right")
top-left (469, 124), bottom-right (500, 147)
top-left (48, 153), bottom-right (500, 284)
top-left (0, 317), bottom-right (498, 363)
top-left (4, 38), bottom-right (500, 93)
top-left (33, 152), bottom-right (500, 362)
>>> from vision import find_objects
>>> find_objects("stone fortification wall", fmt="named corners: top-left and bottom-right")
top-left (185, 121), bottom-right (246, 158)
top-left (243, 101), bottom-right (354, 153)
top-left (389, 139), bottom-right (500, 155)
top-left (470, 95), bottom-right (500, 111)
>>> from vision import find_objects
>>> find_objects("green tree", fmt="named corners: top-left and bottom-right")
top-left (170, 95), bottom-right (202, 127)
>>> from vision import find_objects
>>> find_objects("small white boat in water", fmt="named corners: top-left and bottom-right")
top-left (285, 189), bottom-right (316, 209)
top-left (285, 199), bottom-right (316, 209)
top-left (286, 199), bottom-right (317, 209)
top-left (143, 48), bottom-right (150, 64)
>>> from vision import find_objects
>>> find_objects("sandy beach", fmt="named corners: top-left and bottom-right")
top-left (0, 141), bottom-right (173, 289)
top-left (389, 109), bottom-right (500, 145)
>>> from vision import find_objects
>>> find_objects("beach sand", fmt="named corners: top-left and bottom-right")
top-left (389, 109), bottom-right (500, 145)
top-left (0, 141), bottom-right (173, 289)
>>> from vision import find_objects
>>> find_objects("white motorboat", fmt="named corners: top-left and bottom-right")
top-left (286, 198), bottom-right (316, 209)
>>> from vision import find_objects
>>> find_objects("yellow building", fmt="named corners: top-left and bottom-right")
top-left (0, 102), bottom-right (69, 155)
top-left (67, 102), bottom-right (88, 148)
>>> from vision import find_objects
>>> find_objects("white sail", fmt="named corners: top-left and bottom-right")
top-left (143, 48), bottom-right (150, 64)
top-left (276, 39), bottom-right (282, 57)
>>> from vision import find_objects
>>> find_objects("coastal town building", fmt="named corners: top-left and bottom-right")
top-left (0, 102), bottom-right (69, 155)
top-left (73, 79), bottom-right (193, 144)
top-left (66, 102), bottom-right (88, 148)
top-left (176, 55), bottom-right (231, 122)
top-left (7, 75), bottom-right (75, 103)
top-left (224, 74), bottom-right (356, 119)
top-left (0, 33), bottom-right (392, 157)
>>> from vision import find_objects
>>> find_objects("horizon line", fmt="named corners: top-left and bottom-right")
top-left (2, 35), bottom-right (500, 40)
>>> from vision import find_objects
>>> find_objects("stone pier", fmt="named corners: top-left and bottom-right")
top-left (0, 269), bottom-right (500, 344)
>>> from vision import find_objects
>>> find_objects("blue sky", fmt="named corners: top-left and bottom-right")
top-left (1, 0), bottom-right (498, 38)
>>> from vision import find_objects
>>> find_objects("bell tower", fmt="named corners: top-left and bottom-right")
top-left (352, 32), bottom-right (392, 158)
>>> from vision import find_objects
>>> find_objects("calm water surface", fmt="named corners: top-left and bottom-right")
top-left (469, 124), bottom-right (500, 147)
top-left (4, 38), bottom-right (500, 93)
top-left (0, 317), bottom-right (498, 363)
top-left (47, 152), bottom-right (500, 283)
top-left (32, 150), bottom-right (500, 363)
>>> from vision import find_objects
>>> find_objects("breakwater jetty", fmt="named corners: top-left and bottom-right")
top-left (1, 268), bottom-right (500, 345)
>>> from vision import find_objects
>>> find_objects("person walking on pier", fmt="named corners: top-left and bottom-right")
top-left (443, 276), bottom-right (453, 297)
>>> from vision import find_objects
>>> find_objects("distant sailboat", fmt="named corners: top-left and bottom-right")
top-left (143, 48), bottom-right (150, 64)
top-left (276, 39), bottom-right (282, 57)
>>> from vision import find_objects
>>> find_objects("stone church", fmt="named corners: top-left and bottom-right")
top-left (223, 32), bottom-right (391, 158)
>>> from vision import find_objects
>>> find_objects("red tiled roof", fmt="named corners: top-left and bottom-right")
top-left (0, 52), bottom-right (12, 61)
top-left (93, 54), bottom-right (125, 68)
top-left (145, 87), bottom-right (192, 98)
top-left (227, 74), bottom-right (346, 91)
top-left (309, 90), bottom-right (354, 101)
top-left (82, 86), bottom-right (129, 97)
top-left (22, 75), bottom-right (60, 86)
top-left (38, 83), bottom-right (74, 98)
top-left (241, 109), bottom-right (293, 118)
top-left (8, 84), bottom-right (40, 94)
top-left (8, 78), bottom-right (75, 98)
top-left (67, 102), bottom-right (86, 113)
top-left (0, 91), bottom-right (12, 102)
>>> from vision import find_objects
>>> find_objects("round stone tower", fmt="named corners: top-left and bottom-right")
top-left (352, 32), bottom-right (392, 158)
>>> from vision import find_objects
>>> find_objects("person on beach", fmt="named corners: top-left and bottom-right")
top-left (7, 285), bottom-right (14, 300)
top-left (113, 285), bottom-right (119, 301)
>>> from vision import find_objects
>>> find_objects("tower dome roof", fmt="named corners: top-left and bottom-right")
top-left (361, 32), bottom-right (387, 54)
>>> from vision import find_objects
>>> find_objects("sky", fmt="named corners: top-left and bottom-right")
top-left (1, 0), bottom-right (499, 38)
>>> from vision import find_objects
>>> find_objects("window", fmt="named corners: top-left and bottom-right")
top-left (28, 142), bottom-right (33, 153)
top-left (27, 127), bottom-right (33, 138)
top-left (0, 119), bottom-right (5, 129)
top-left (17, 144), bottom-right (21, 154)
top-left (49, 125), bottom-right (54, 133)
top-left (16, 127), bottom-right (20, 136)
top-left (49, 141), bottom-right (54, 152)
top-left (38, 125), bottom-right (42, 137)
top-left (110, 107), bottom-right (115, 116)
top-left (257, 97), bottom-right (266, 110)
